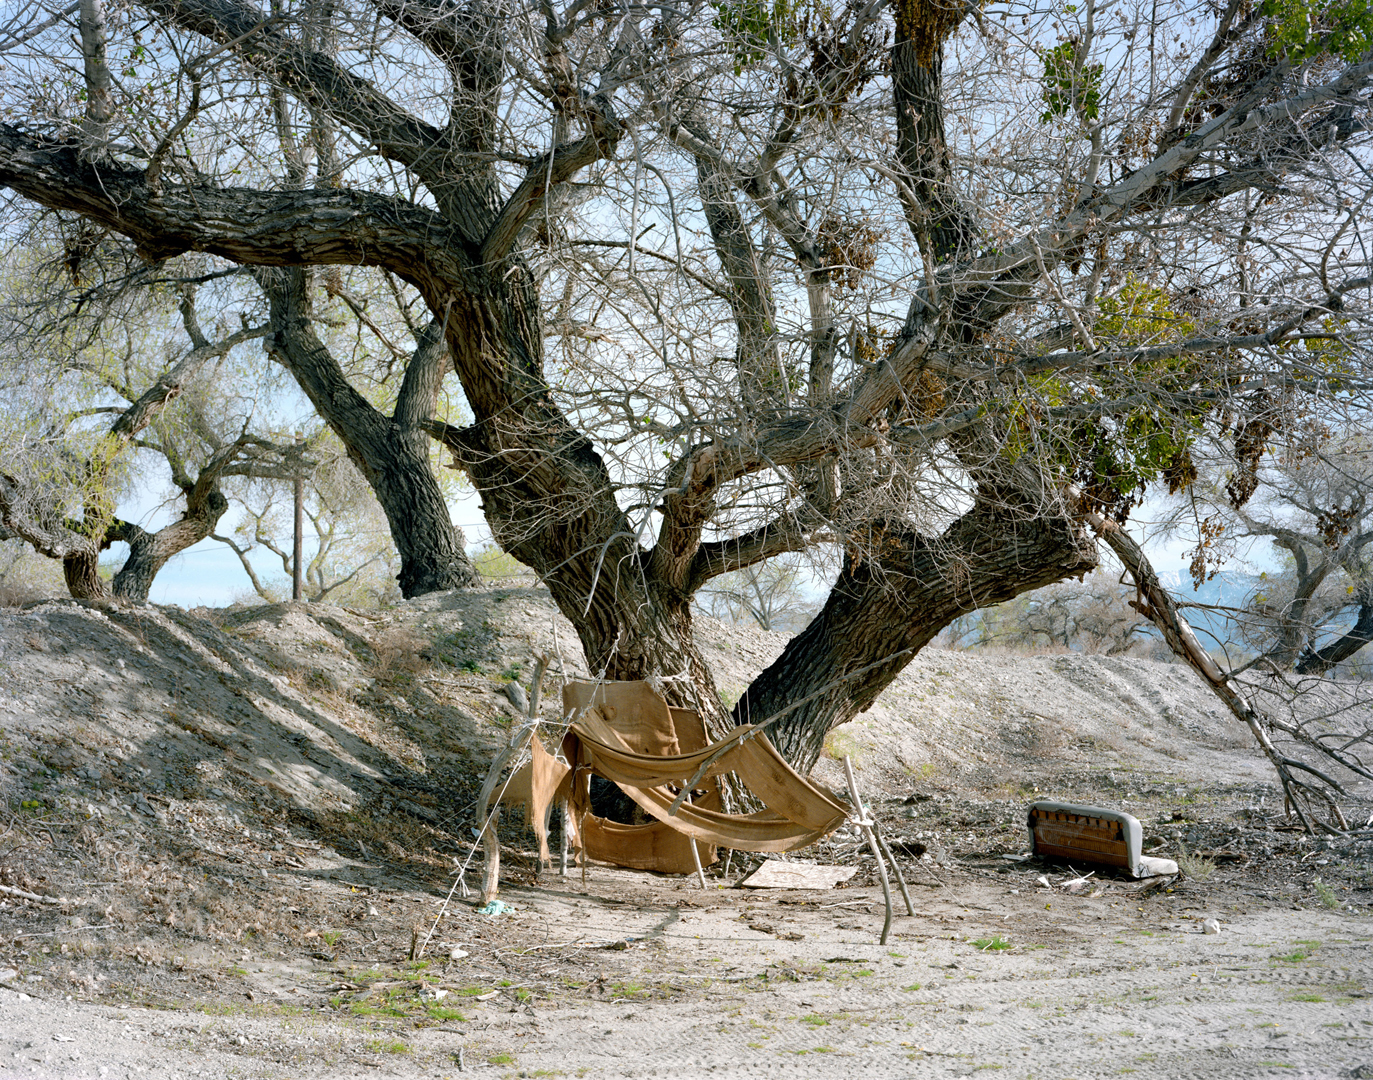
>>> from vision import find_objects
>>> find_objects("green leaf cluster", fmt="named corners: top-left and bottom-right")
top-left (1038, 38), bottom-right (1102, 125)
top-left (1095, 275), bottom-right (1198, 347)
top-left (1263, 0), bottom-right (1373, 62)
top-left (713, 0), bottom-right (802, 72)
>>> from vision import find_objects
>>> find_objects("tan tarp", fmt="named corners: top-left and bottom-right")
top-left (501, 738), bottom-right (571, 867)
top-left (566, 803), bottom-right (717, 874)
top-left (557, 681), bottom-right (850, 868)
top-left (558, 680), bottom-right (722, 872)
top-left (568, 708), bottom-right (849, 832)
top-left (495, 680), bottom-right (851, 875)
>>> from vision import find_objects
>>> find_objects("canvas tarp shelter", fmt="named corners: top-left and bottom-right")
top-left (499, 680), bottom-right (851, 875)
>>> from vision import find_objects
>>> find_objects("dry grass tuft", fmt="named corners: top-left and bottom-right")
top-left (1176, 844), bottom-right (1216, 881)
top-left (370, 628), bottom-right (431, 680)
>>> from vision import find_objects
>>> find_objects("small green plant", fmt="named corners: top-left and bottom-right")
top-left (1037, 37), bottom-right (1102, 124)
top-left (426, 1005), bottom-right (468, 1021)
top-left (800, 1014), bottom-right (829, 1027)
top-left (1289, 992), bottom-right (1326, 1002)
top-left (366, 1039), bottom-right (411, 1055)
top-left (1313, 879), bottom-right (1340, 909)
top-left (901, 982), bottom-right (922, 992)
top-left (321, 930), bottom-right (341, 947)
top-left (972, 935), bottom-right (1013, 951)
top-left (487, 1052), bottom-right (515, 1066)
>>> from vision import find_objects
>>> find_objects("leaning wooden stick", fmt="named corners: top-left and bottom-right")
top-left (1082, 497), bottom-right (1350, 834)
top-left (873, 822), bottom-right (915, 916)
top-left (689, 836), bottom-right (707, 889)
top-left (843, 755), bottom-right (894, 946)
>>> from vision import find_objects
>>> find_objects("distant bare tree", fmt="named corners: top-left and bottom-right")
top-left (216, 439), bottom-right (408, 606)
top-left (696, 555), bottom-right (819, 633)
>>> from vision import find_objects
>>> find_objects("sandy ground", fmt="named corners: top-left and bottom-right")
top-left (1, 586), bottom-right (1371, 1079)
top-left (2, 865), bottom-right (1370, 1079)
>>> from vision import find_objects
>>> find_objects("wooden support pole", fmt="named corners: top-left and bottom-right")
top-left (690, 837), bottom-right (707, 889)
top-left (559, 799), bottom-right (570, 877)
top-left (292, 429), bottom-right (304, 602)
top-left (480, 805), bottom-right (500, 904)
top-left (844, 755), bottom-right (894, 946)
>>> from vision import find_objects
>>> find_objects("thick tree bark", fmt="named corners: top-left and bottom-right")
top-left (736, 500), bottom-right (1098, 770)
top-left (694, 151), bottom-right (783, 408)
top-left (62, 548), bottom-right (105, 599)
top-left (260, 269), bottom-right (478, 597)
top-left (892, 2), bottom-right (976, 262)
top-left (432, 414), bottom-right (736, 733)
top-left (109, 489), bottom-right (229, 601)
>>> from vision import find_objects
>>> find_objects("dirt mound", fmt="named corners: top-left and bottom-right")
top-left (0, 584), bottom-right (1293, 842)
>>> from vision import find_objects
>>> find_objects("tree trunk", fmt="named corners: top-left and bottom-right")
top-left (892, 7), bottom-right (976, 262)
top-left (260, 269), bottom-right (478, 598)
top-left (735, 501), bottom-right (1098, 771)
top-left (432, 412), bottom-right (737, 734)
top-left (62, 547), bottom-right (105, 599)
top-left (110, 490), bottom-right (230, 602)
top-left (1295, 597), bottom-right (1373, 674)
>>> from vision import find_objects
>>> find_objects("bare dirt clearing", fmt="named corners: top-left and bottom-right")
top-left (1, 586), bottom-right (1370, 1079)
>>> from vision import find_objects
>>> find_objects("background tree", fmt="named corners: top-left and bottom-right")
top-left (0, 210), bottom-right (478, 601)
top-left (0, 226), bottom-right (283, 600)
top-left (936, 571), bottom-right (1157, 655)
top-left (216, 435), bottom-right (408, 606)
top-left (695, 555), bottom-right (820, 633)
top-left (1156, 394), bottom-right (1373, 674)
top-left (1233, 438), bottom-right (1373, 674)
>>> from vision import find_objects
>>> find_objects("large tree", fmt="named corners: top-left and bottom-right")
top-left (1, 0), bottom-right (1371, 773)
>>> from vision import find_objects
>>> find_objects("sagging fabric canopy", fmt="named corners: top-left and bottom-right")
top-left (501, 680), bottom-right (851, 875)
